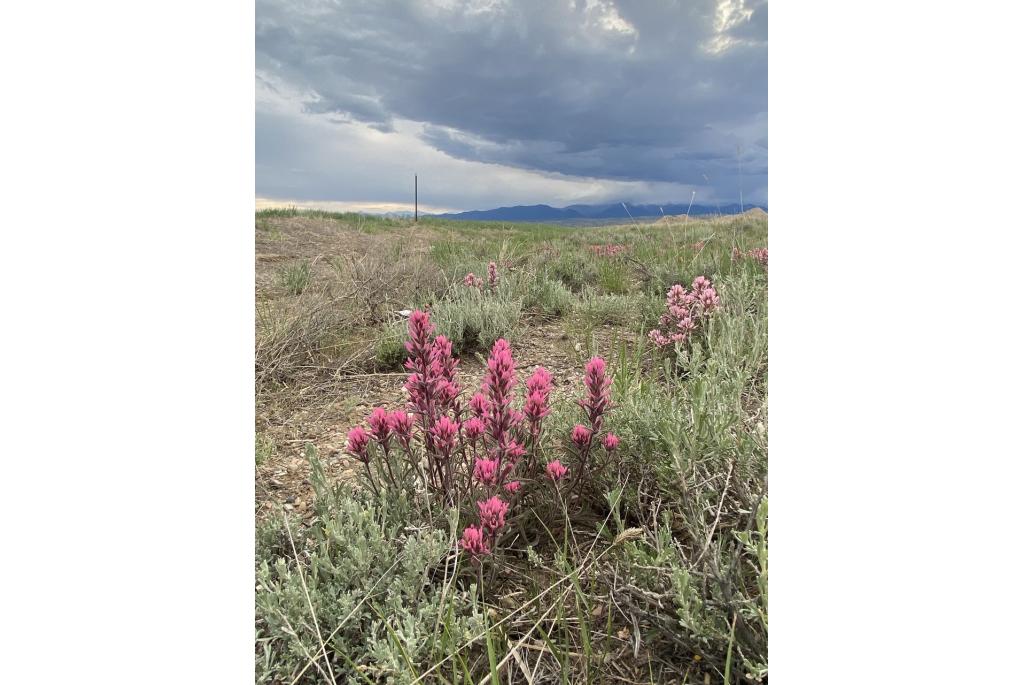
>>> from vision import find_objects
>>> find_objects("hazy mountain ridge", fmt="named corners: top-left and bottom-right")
top-left (434, 202), bottom-right (766, 222)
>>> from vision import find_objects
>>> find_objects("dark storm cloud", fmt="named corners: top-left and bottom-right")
top-left (256, 0), bottom-right (767, 203)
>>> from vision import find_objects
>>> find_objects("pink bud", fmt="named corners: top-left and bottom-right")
top-left (367, 407), bottom-right (391, 444)
top-left (345, 426), bottom-right (370, 463)
top-left (504, 481), bottom-right (521, 494)
top-left (571, 424), bottom-right (592, 448)
top-left (603, 433), bottom-right (620, 450)
top-left (546, 459), bottom-right (568, 481)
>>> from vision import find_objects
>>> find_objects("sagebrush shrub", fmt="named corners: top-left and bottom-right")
top-left (428, 285), bottom-right (523, 354)
top-left (256, 453), bottom-right (486, 683)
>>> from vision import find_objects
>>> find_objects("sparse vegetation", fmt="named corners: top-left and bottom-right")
top-left (277, 260), bottom-right (312, 295)
top-left (255, 208), bottom-right (768, 683)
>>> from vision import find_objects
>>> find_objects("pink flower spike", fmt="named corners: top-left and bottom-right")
top-left (603, 433), bottom-right (620, 451)
top-left (504, 481), bottom-right (521, 494)
top-left (473, 458), bottom-right (500, 486)
top-left (477, 496), bottom-right (509, 535)
top-left (581, 357), bottom-right (612, 429)
top-left (469, 393), bottom-right (490, 419)
top-left (460, 525), bottom-right (490, 558)
top-left (546, 459), bottom-right (568, 481)
top-left (345, 426), bottom-right (370, 464)
top-left (487, 261), bottom-right (499, 289)
top-left (367, 407), bottom-right (391, 445)
top-left (430, 416), bottom-right (460, 459)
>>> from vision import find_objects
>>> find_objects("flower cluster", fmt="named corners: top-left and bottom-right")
top-left (589, 244), bottom-right (629, 257)
top-left (732, 247), bottom-right (768, 267)
top-left (648, 276), bottom-right (720, 348)
top-left (342, 308), bottom-right (623, 566)
top-left (463, 261), bottom-right (501, 291)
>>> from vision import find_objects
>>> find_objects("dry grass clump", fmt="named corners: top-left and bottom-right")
top-left (255, 290), bottom-right (367, 388)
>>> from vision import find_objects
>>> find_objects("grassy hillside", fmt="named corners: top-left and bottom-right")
top-left (255, 209), bottom-right (768, 683)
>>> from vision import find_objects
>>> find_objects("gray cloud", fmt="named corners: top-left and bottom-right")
top-left (256, 0), bottom-right (767, 208)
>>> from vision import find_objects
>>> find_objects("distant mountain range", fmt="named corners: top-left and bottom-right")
top-left (433, 202), bottom-right (766, 223)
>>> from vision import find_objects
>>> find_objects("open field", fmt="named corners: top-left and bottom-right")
top-left (255, 209), bottom-right (768, 683)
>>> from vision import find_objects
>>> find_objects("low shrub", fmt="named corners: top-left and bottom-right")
top-left (429, 286), bottom-right (524, 355)
top-left (525, 278), bottom-right (575, 318)
top-left (256, 451), bottom-right (486, 683)
top-left (574, 290), bottom-right (642, 326)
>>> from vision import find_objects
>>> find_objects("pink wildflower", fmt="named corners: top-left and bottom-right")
top-left (464, 272), bottom-right (483, 288)
top-left (523, 366), bottom-right (553, 434)
top-left (477, 496), bottom-right (509, 536)
top-left (387, 410), bottom-right (414, 448)
top-left (345, 426), bottom-right (370, 464)
top-left (463, 416), bottom-right (485, 442)
top-left (403, 310), bottom-right (439, 415)
top-left (469, 392), bottom-right (490, 419)
top-left (404, 310), bottom-right (435, 361)
top-left (580, 356), bottom-right (612, 433)
top-left (460, 525), bottom-right (490, 558)
top-left (432, 335), bottom-right (459, 382)
top-left (504, 480), bottom-right (521, 494)
top-left (483, 338), bottom-right (517, 446)
top-left (367, 407), bottom-right (391, 446)
top-left (430, 416), bottom-right (459, 459)
top-left (506, 440), bottom-right (526, 461)
top-left (546, 459), bottom-right (568, 482)
top-left (571, 424), bottom-right (593, 449)
top-left (473, 458), bottom-right (500, 486)
top-left (487, 261), bottom-right (499, 289)
top-left (649, 277), bottom-right (718, 348)
top-left (603, 433), bottom-right (620, 451)
top-left (698, 287), bottom-right (720, 311)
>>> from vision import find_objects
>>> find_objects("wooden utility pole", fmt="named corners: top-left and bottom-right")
top-left (414, 174), bottom-right (418, 222)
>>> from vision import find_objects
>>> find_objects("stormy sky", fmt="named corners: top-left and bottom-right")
top-left (256, 0), bottom-right (767, 213)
